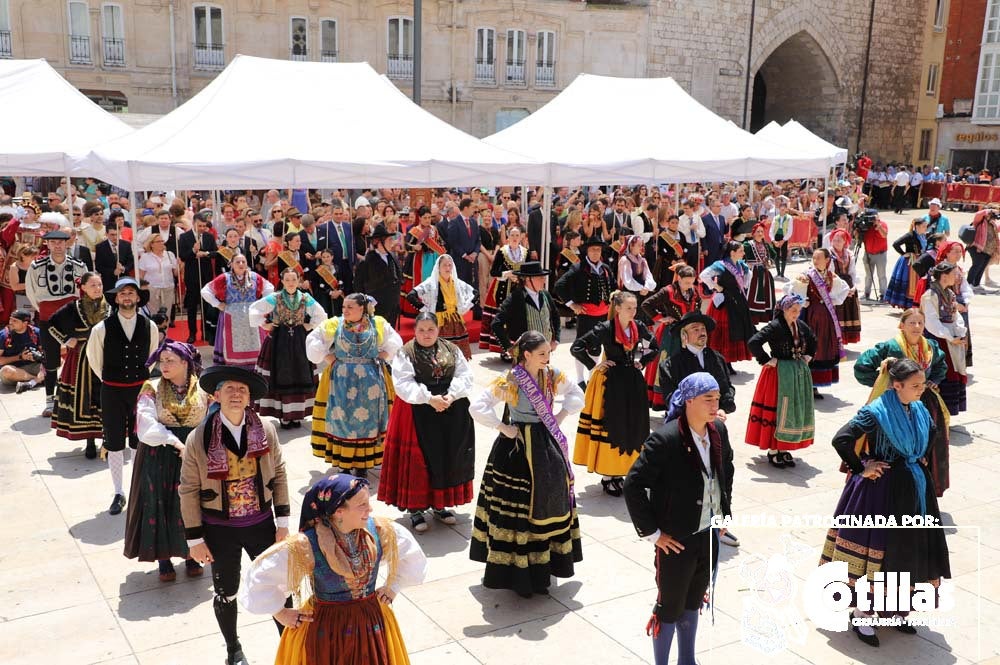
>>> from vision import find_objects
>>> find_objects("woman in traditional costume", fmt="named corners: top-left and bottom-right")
top-left (555, 230), bottom-right (582, 329)
top-left (405, 254), bottom-right (475, 359)
top-left (820, 358), bottom-right (951, 648)
top-left (855, 308), bottom-right (950, 496)
top-left (652, 214), bottom-right (688, 288)
top-left (699, 241), bottom-right (755, 369)
top-left (469, 331), bottom-right (585, 598)
top-left (641, 265), bottom-right (700, 409)
top-left (572, 291), bottom-right (658, 496)
top-left (829, 228), bottom-right (862, 344)
top-left (124, 340), bottom-right (209, 582)
top-left (883, 217), bottom-right (929, 309)
top-left (400, 206), bottom-right (445, 318)
top-left (479, 226), bottom-right (527, 353)
top-left (618, 235), bottom-right (657, 308)
top-left (307, 293), bottom-right (402, 479)
top-left (201, 254), bottom-right (273, 370)
top-left (277, 233), bottom-right (307, 286)
top-left (50, 272), bottom-right (109, 459)
top-left (919, 262), bottom-right (968, 416)
top-left (240, 474), bottom-right (427, 665)
top-left (745, 294), bottom-right (816, 469)
top-left (216, 228), bottom-right (245, 272)
top-left (787, 248), bottom-right (849, 398)
top-left (250, 268), bottom-right (328, 429)
top-left (913, 241), bottom-right (973, 368)
top-left (379, 313), bottom-right (475, 533)
top-left (742, 223), bottom-right (776, 325)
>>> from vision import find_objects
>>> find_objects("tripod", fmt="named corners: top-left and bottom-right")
top-left (852, 233), bottom-right (880, 302)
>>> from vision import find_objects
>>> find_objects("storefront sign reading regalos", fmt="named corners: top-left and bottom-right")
top-left (956, 132), bottom-right (1000, 143)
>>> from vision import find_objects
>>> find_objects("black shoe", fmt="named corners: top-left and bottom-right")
top-left (895, 623), bottom-right (917, 634)
top-left (852, 622), bottom-right (879, 647)
top-left (226, 647), bottom-right (250, 665)
top-left (727, 363), bottom-right (737, 376)
top-left (84, 439), bottom-right (97, 459)
top-left (500, 352), bottom-right (512, 363)
top-left (600, 477), bottom-right (624, 497)
top-left (186, 336), bottom-right (196, 344)
top-left (109, 493), bottom-right (126, 515)
top-left (351, 468), bottom-right (368, 480)
top-left (767, 452), bottom-right (786, 468)
top-left (280, 421), bottom-right (292, 430)
top-left (564, 319), bottom-right (576, 329)
top-left (290, 420), bottom-right (302, 429)
top-left (781, 452), bottom-right (796, 468)
top-left (813, 389), bottom-right (824, 400)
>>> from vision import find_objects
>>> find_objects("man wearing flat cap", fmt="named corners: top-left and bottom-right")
top-left (86, 277), bottom-right (159, 515)
top-left (26, 215), bottom-right (87, 417)
top-left (179, 365), bottom-right (288, 665)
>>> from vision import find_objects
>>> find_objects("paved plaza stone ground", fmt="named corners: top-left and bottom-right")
top-left (2, 209), bottom-right (1000, 665)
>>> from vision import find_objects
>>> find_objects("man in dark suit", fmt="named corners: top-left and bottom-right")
top-left (177, 212), bottom-right (218, 343)
top-left (700, 198), bottom-right (728, 266)
top-left (490, 261), bottom-right (560, 362)
top-left (316, 203), bottom-right (355, 294)
top-left (67, 229), bottom-right (94, 271)
top-left (623, 371), bottom-right (734, 665)
top-left (658, 312), bottom-right (736, 415)
top-left (95, 225), bottom-right (134, 292)
top-left (298, 213), bottom-right (320, 274)
top-left (445, 198), bottom-right (481, 286)
top-left (603, 195), bottom-right (629, 237)
top-left (353, 228), bottom-right (402, 326)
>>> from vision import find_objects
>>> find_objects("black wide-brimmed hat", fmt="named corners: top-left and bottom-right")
top-left (581, 235), bottom-right (607, 249)
top-left (513, 261), bottom-right (550, 277)
top-left (670, 311), bottom-right (716, 338)
top-left (198, 365), bottom-right (268, 400)
top-left (368, 226), bottom-right (393, 241)
top-left (106, 277), bottom-right (150, 308)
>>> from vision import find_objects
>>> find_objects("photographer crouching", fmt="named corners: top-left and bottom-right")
top-left (0, 309), bottom-right (46, 393)
top-left (854, 208), bottom-right (889, 303)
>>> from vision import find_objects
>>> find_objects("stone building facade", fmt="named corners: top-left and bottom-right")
top-left (0, 0), bottom-right (928, 166)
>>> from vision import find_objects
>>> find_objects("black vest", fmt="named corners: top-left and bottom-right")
top-left (102, 314), bottom-right (151, 385)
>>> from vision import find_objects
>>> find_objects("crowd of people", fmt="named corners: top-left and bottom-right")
top-left (0, 174), bottom-right (973, 664)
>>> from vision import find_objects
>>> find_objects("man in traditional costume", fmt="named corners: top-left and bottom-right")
top-left (180, 365), bottom-right (290, 665)
top-left (554, 236), bottom-right (614, 387)
top-left (86, 278), bottom-right (159, 515)
top-left (490, 261), bottom-right (561, 362)
top-left (25, 219), bottom-right (87, 417)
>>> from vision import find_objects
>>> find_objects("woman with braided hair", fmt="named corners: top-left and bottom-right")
top-left (572, 290), bottom-right (658, 496)
top-left (240, 474), bottom-right (427, 665)
top-left (919, 262), bottom-right (968, 416)
top-left (469, 330), bottom-right (585, 597)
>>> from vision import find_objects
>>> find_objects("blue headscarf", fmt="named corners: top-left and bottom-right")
top-left (865, 389), bottom-right (931, 516)
top-left (666, 372), bottom-right (720, 423)
top-left (298, 474), bottom-right (370, 531)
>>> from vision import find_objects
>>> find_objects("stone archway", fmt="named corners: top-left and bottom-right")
top-left (749, 30), bottom-right (843, 144)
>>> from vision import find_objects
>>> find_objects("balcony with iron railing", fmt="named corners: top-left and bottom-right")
top-left (290, 48), bottom-right (308, 62)
top-left (0, 30), bottom-right (11, 58)
top-left (70, 35), bottom-right (91, 64)
top-left (103, 38), bottom-right (125, 67)
top-left (321, 50), bottom-right (338, 63)
top-left (388, 53), bottom-right (413, 79)
top-left (193, 42), bottom-right (225, 71)
top-left (474, 58), bottom-right (495, 84)
top-left (536, 61), bottom-right (556, 88)
top-left (505, 60), bottom-right (526, 86)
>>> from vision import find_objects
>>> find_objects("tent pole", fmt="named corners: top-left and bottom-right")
top-left (541, 185), bottom-right (552, 271)
top-left (129, 189), bottom-right (140, 277)
top-left (822, 177), bottom-right (829, 239)
top-left (673, 184), bottom-right (680, 214)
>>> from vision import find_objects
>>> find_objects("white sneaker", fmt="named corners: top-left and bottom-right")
top-left (432, 509), bottom-right (458, 525)
top-left (719, 531), bottom-right (740, 547)
top-left (409, 512), bottom-right (429, 533)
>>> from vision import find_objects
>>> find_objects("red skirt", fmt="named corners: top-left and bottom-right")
top-left (378, 399), bottom-right (473, 511)
top-left (705, 301), bottom-right (752, 362)
top-left (643, 321), bottom-right (672, 410)
top-left (745, 364), bottom-right (814, 451)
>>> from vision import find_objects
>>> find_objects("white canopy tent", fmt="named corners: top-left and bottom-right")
top-left (482, 74), bottom-right (832, 184)
top-left (755, 120), bottom-right (847, 170)
top-left (0, 59), bottom-right (133, 175)
top-left (74, 55), bottom-right (546, 190)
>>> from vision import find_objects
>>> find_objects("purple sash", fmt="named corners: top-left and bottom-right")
top-left (721, 259), bottom-right (748, 293)
top-left (806, 267), bottom-right (843, 351)
top-left (510, 365), bottom-right (575, 496)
